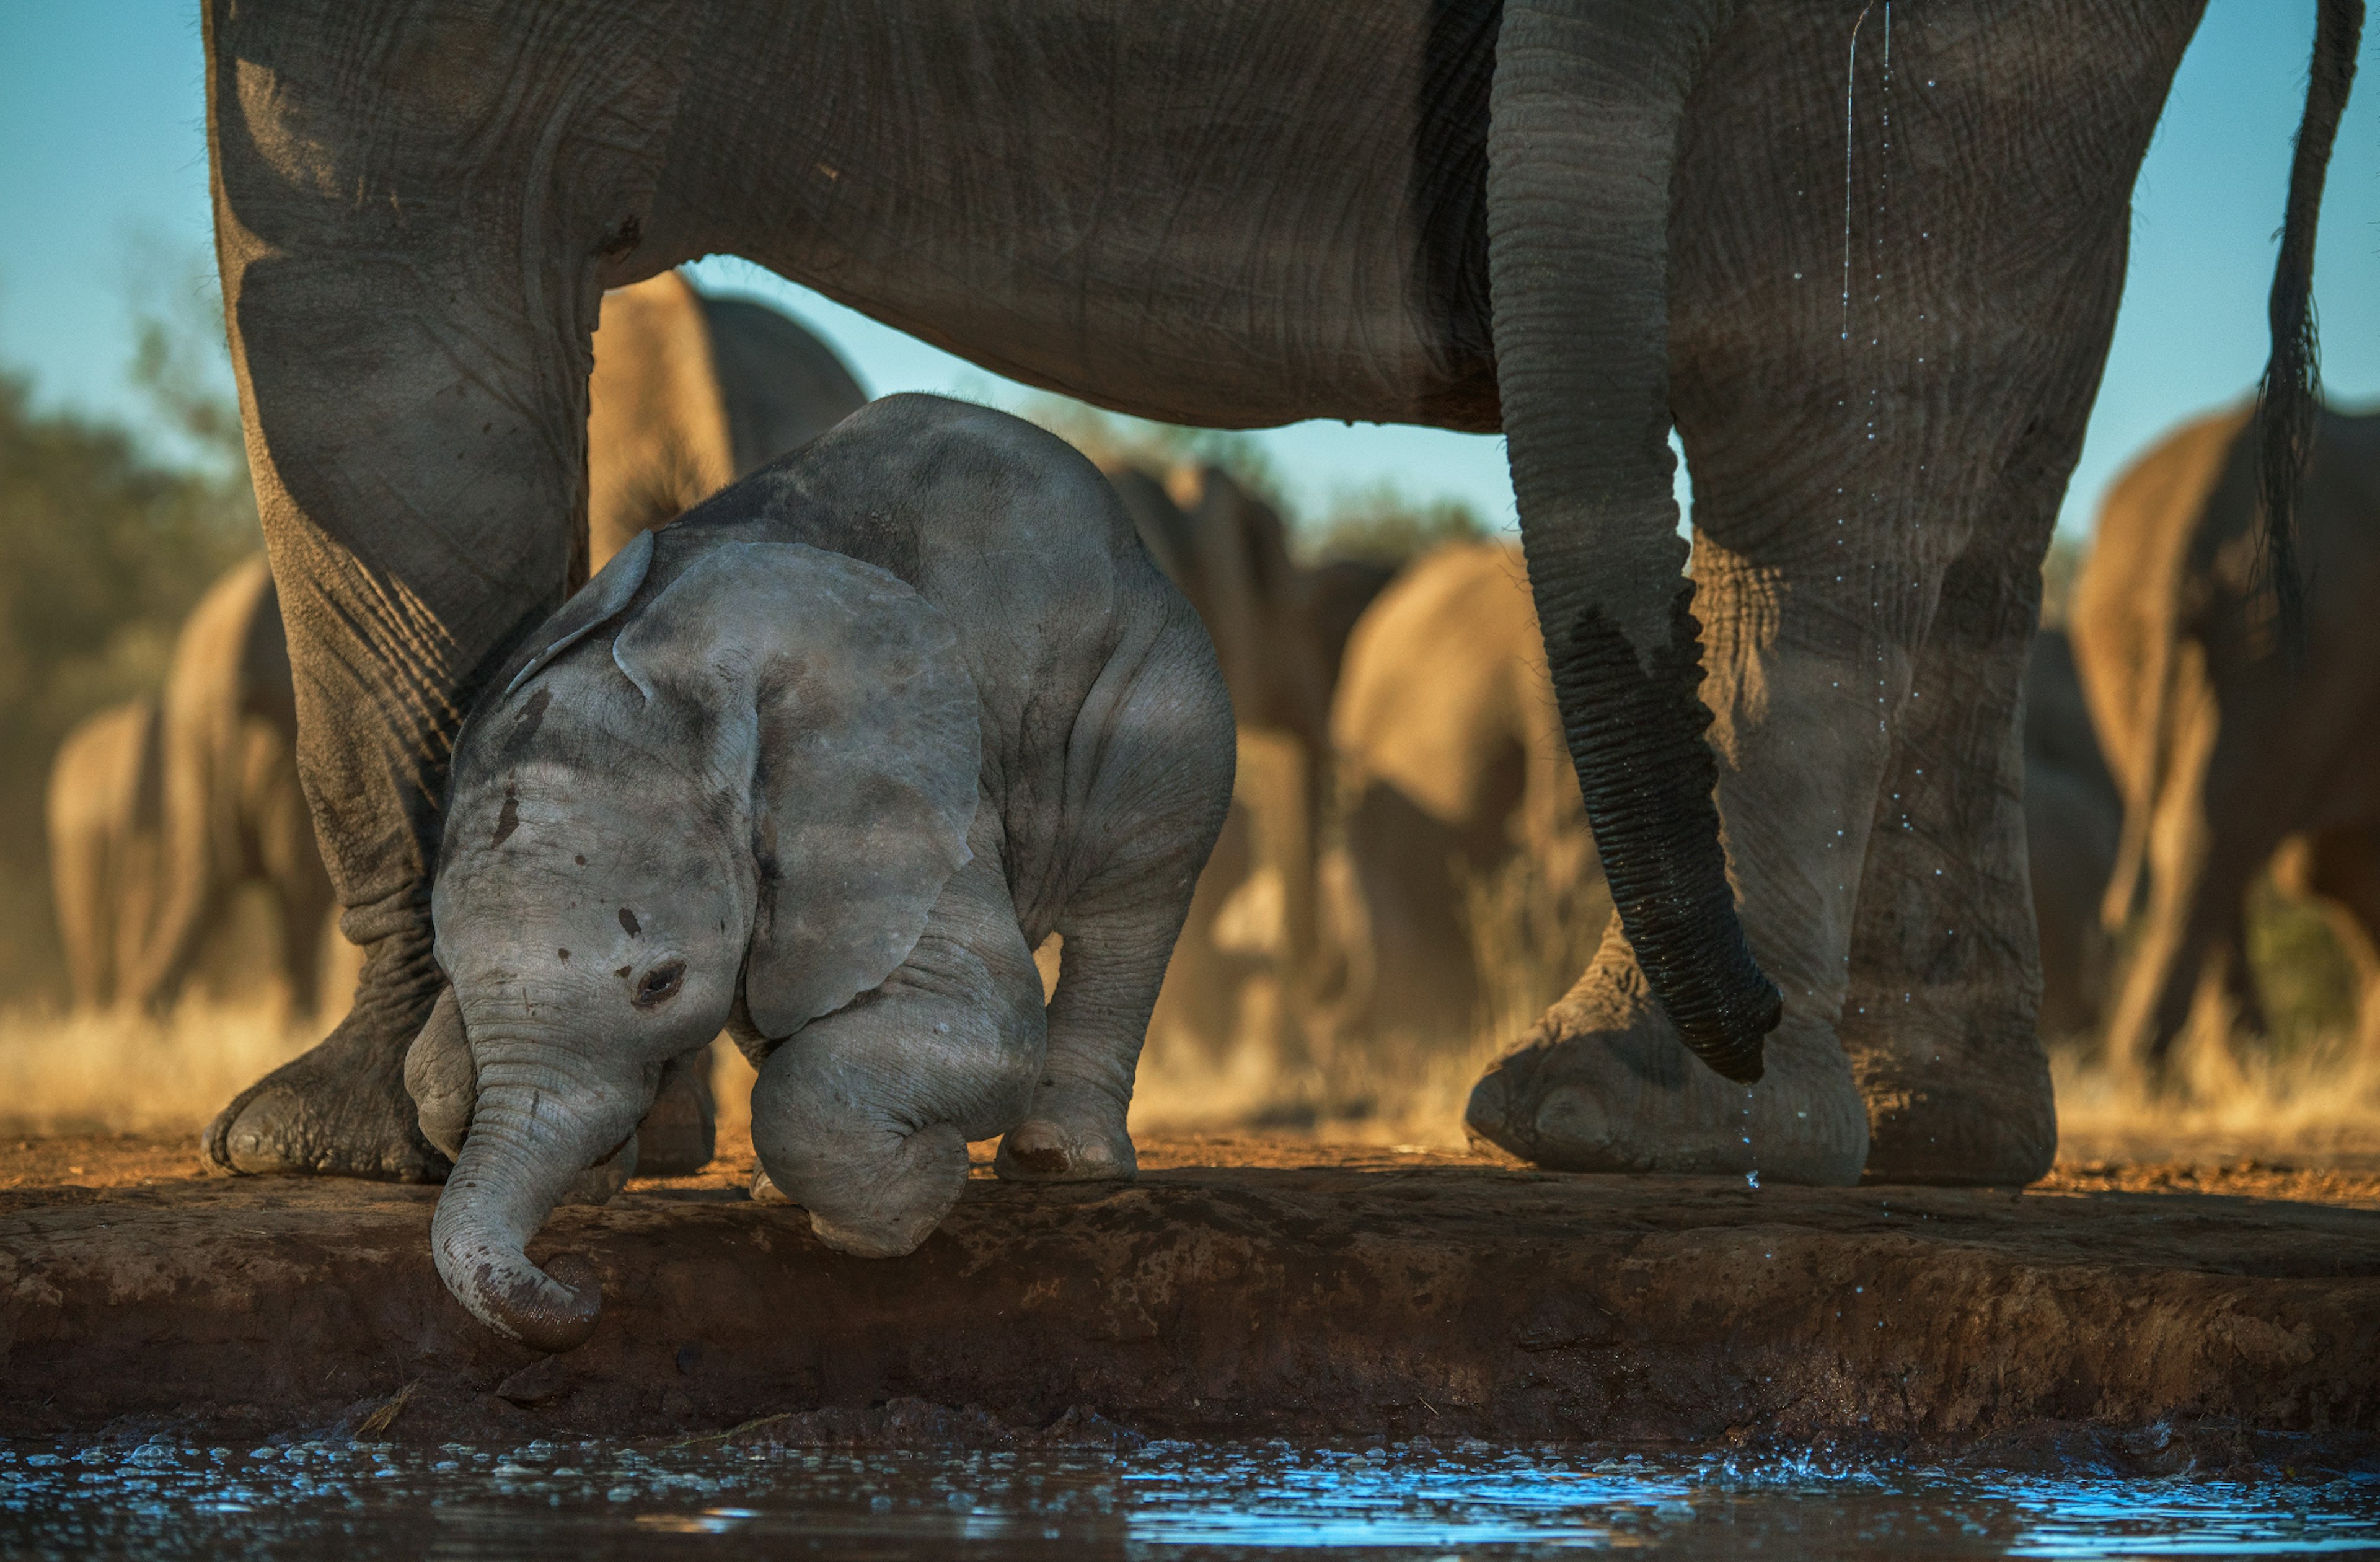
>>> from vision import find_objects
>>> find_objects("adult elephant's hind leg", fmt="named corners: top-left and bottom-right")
top-left (198, 7), bottom-right (663, 1178)
top-left (198, 0), bottom-right (692, 1179)
top-left (199, 258), bottom-right (588, 1181)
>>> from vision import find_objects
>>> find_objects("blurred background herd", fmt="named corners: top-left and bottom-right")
top-left (6, 261), bottom-right (2379, 1161)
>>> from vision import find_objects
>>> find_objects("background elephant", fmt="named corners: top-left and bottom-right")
top-left (1101, 462), bottom-right (1396, 1110)
top-left (110, 555), bottom-right (333, 1017)
top-left (201, 0), bottom-right (2350, 1185)
top-left (46, 697), bottom-right (166, 1009)
top-left (584, 269), bottom-right (866, 573)
top-left (1327, 542), bottom-right (1609, 1055)
top-left (2022, 627), bottom-right (2123, 1040)
top-left (2073, 405), bottom-right (2380, 1071)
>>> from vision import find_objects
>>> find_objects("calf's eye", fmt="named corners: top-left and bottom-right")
top-left (632, 960), bottom-right (686, 1009)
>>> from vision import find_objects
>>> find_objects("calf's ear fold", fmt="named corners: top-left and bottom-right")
top-left (501, 529), bottom-right (656, 699)
top-left (611, 542), bottom-right (981, 1041)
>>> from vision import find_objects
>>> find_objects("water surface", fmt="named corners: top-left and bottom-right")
top-left (4, 1436), bottom-right (2375, 1558)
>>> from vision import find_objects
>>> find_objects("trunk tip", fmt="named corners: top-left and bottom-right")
top-left (441, 1238), bottom-right (602, 1353)
top-left (1678, 974), bottom-right (1779, 1086)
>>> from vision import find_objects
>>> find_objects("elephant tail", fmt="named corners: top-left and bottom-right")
top-left (2255, 0), bottom-right (2362, 671)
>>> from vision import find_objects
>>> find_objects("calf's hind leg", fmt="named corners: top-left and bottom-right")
top-left (998, 625), bottom-right (1236, 1183)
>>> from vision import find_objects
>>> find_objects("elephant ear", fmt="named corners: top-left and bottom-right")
top-left (501, 529), bottom-right (656, 699)
top-left (612, 542), bottom-right (982, 1040)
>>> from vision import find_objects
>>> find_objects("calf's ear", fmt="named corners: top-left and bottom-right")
top-left (611, 542), bottom-right (981, 1041)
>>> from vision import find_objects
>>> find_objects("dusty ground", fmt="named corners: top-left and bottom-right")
top-left (3, 1125), bottom-right (2377, 1470)
top-left (9, 1123), bottom-right (2380, 1208)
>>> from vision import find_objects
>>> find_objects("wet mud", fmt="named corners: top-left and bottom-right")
top-left (2, 1132), bottom-right (2376, 1470)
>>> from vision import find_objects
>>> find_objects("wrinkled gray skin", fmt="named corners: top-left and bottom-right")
top-left (413, 397), bottom-right (1232, 1349)
top-left (203, 0), bottom-right (2347, 1190)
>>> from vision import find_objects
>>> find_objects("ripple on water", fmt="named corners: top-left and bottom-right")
top-left (0, 1437), bottom-right (2374, 1558)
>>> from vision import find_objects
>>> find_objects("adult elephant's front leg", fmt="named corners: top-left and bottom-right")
top-left (203, 266), bottom-right (584, 1179)
top-left (1464, 543), bottom-right (1878, 1183)
top-left (200, 2), bottom-right (684, 1178)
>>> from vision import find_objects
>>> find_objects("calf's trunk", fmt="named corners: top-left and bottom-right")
top-left (429, 1051), bottom-right (641, 1351)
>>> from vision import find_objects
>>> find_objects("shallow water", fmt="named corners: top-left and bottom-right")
top-left (4, 1437), bottom-right (2376, 1560)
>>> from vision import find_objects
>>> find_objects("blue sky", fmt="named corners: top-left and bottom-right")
top-left (2, 4), bottom-right (2374, 540)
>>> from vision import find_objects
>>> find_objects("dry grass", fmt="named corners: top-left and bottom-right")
top-left (0, 1000), bottom-right (315, 1138)
top-left (2052, 1028), bottom-right (2380, 1165)
top-left (6, 855), bottom-right (2374, 1170)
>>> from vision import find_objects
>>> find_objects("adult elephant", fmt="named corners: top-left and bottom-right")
top-left (2073, 404), bottom-right (2380, 1071)
top-left (1328, 542), bottom-right (1610, 1053)
top-left (2022, 627), bottom-right (2122, 1039)
top-left (200, 0), bottom-right (2355, 1186)
top-left (46, 697), bottom-right (167, 1009)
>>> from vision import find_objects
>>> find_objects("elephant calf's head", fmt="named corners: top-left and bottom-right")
top-left (418, 528), bottom-right (981, 1350)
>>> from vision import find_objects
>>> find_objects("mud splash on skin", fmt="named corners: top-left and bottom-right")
top-left (4, 1434), bottom-right (2374, 1559)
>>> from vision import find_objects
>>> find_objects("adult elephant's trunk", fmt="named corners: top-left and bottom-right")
top-left (1486, 0), bottom-right (1775, 1084)
top-left (429, 1046), bottom-right (635, 1353)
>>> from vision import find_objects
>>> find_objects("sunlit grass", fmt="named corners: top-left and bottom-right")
top-left (4, 856), bottom-right (2373, 1166)
top-left (0, 999), bottom-right (314, 1137)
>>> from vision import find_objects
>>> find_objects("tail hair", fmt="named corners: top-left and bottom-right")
top-left (2255, 0), bottom-right (2362, 671)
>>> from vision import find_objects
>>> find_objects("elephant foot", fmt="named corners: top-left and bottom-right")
top-left (994, 1085), bottom-right (1137, 1182)
top-left (783, 1124), bottom-right (969, 1258)
top-left (633, 1051), bottom-right (717, 1177)
top-left (203, 930), bottom-right (448, 1182)
top-left (1464, 969), bottom-right (1867, 1185)
top-left (1848, 1020), bottom-right (2056, 1187)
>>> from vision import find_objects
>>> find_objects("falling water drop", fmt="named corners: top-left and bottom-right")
top-left (1841, 1), bottom-right (1877, 344)
top-left (1741, 1086), bottom-right (1759, 1190)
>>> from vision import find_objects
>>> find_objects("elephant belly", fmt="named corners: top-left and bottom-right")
top-left (658, 0), bottom-right (1502, 432)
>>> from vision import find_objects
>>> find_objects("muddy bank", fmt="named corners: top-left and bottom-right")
top-left (2, 1134), bottom-right (2376, 1460)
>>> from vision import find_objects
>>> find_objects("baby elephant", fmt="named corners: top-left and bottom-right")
top-left (408, 395), bottom-right (1235, 1350)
